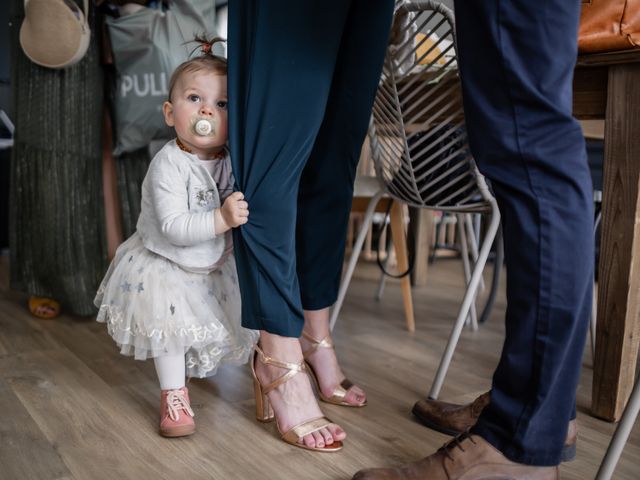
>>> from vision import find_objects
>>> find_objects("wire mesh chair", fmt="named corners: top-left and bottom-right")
top-left (329, 0), bottom-right (501, 400)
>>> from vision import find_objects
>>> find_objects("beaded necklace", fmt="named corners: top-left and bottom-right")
top-left (176, 137), bottom-right (225, 160)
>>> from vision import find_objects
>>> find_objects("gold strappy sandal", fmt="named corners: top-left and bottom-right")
top-left (251, 345), bottom-right (343, 452)
top-left (301, 331), bottom-right (367, 408)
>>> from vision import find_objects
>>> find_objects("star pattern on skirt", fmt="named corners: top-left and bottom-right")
top-left (170, 304), bottom-right (175, 315)
top-left (120, 281), bottom-right (132, 293)
top-left (137, 282), bottom-right (144, 293)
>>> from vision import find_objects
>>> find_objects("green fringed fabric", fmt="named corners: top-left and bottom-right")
top-left (115, 147), bottom-right (151, 239)
top-left (9, 0), bottom-right (107, 316)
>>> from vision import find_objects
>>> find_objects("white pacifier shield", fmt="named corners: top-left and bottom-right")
top-left (195, 119), bottom-right (212, 136)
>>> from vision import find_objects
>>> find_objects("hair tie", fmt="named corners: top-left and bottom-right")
top-left (188, 35), bottom-right (226, 59)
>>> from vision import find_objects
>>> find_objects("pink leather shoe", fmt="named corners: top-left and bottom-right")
top-left (159, 387), bottom-right (195, 437)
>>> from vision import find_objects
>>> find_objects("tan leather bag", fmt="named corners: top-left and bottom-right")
top-left (19, 0), bottom-right (91, 69)
top-left (579, 0), bottom-right (640, 53)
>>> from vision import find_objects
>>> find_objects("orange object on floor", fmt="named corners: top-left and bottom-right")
top-left (28, 296), bottom-right (61, 319)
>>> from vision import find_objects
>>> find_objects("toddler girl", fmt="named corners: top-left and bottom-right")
top-left (95, 38), bottom-right (257, 437)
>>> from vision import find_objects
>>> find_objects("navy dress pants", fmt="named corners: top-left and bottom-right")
top-left (454, 0), bottom-right (594, 466)
top-left (228, 1), bottom-right (394, 336)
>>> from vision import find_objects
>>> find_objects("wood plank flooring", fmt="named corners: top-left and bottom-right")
top-left (0, 254), bottom-right (638, 479)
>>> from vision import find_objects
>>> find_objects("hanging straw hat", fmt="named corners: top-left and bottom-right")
top-left (19, 0), bottom-right (91, 69)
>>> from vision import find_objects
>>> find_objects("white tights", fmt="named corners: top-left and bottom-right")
top-left (154, 353), bottom-right (186, 390)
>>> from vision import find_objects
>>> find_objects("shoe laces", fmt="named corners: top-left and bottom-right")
top-left (165, 389), bottom-right (195, 421)
top-left (439, 429), bottom-right (477, 461)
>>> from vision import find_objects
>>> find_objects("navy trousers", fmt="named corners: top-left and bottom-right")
top-left (228, 1), bottom-right (395, 336)
top-left (454, 0), bottom-right (594, 466)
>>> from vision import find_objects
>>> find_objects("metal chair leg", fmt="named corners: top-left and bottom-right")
top-left (595, 372), bottom-right (640, 480)
top-left (479, 225), bottom-right (503, 324)
top-left (465, 213), bottom-right (486, 292)
top-left (429, 199), bottom-right (501, 399)
top-left (457, 214), bottom-right (478, 330)
top-left (330, 190), bottom-right (385, 331)
top-left (590, 209), bottom-right (602, 362)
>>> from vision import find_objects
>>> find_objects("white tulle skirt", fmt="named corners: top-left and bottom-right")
top-left (94, 233), bottom-right (258, 377)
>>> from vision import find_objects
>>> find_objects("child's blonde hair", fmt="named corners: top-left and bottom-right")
top-left (168, 37), bottom-right (227, 101)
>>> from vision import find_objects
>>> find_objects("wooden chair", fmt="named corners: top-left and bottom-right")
top-left (342, 175), bottom-right (416, 332)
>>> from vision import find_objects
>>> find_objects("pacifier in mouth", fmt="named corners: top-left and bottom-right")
top-left (194, 118), bottom-right (214, 136)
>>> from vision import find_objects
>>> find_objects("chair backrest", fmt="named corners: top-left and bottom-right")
top-left (369, 0), bottom-right (492, 212)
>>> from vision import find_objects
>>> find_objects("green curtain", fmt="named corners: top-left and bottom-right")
top-left (9, 0), bottom-right (107, 316)
top-left (115, 147), bottom-right (151, 239)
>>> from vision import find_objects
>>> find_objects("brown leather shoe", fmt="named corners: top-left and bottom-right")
top-left (412, 391), bottom-right (491, 436)
top-left (352, 433), bottom-right (558, 480)
top-left (412, 391), bottom-right (577, 462)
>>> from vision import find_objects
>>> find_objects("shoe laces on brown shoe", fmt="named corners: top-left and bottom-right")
top-left (439, 430), bottom-right (478, 461)
top-left (438, 432), bottom-right (558, 480)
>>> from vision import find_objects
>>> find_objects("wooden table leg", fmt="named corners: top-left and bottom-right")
top-left (390, 202), bottom-right (415, 332)
top-left (592, 62), bottom-right (640, 421)
top-left (410, 208), bottom-right (434, 287)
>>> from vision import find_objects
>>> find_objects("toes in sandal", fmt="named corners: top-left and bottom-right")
top-left (302, 331), bottom-right (367, 408)
top-left (251, 345), bottom-right (343, 452)
top-left (28, 296), bottom-right (61, 319)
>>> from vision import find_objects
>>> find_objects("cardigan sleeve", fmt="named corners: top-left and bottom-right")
top-left (147, 157), bottom-right (217, 247)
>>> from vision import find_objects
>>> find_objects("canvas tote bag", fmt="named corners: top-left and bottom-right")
top-left (107, 1), bottom-right (216, 155)
top-left (579, 0), bottom-right (640, 53)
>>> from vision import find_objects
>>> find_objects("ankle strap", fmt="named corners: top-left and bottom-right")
top-left (255, 344), bottom-right (306, 372)
top-left (301, 331), bottom-right (334, 357)
top-left (255, 345), bottom-right (306, 395)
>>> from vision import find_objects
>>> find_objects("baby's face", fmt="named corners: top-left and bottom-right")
top-left (163, 71), bottom-right (228, 159)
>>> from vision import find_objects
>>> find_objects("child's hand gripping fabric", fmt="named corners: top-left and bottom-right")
top-left (215, 191), bottom-right (249, 235)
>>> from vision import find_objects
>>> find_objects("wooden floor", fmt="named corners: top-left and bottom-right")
top-left (1, 254), bottom-right (638, 480)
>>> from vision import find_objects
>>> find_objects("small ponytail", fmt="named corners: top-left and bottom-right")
top-left (168, 36), bottom-right (228, 101)
top-left (191, 35), bottom-right (226, 58)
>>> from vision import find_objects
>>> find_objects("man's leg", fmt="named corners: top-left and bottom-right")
top-left (455, 0), bottom-right (593, 465)
top-left (353, 0), bottom-right (592, 476)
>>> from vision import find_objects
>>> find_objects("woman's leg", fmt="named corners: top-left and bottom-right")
top-left (229, 0), bottom-right (350, 336)
top-left (297, 0), bottom-right (395, 406)
top-left (300, 308), bottom-right (366, 406)
top-left (229, 0), bottom-right (393, 446)
top-left (253, 331), bottom-right (345, 448)
top-left (228, 0), bottom-right (354, 447)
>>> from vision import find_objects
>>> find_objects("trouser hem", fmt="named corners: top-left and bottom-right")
top-left (472, 423), bottom-right (562, 466)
